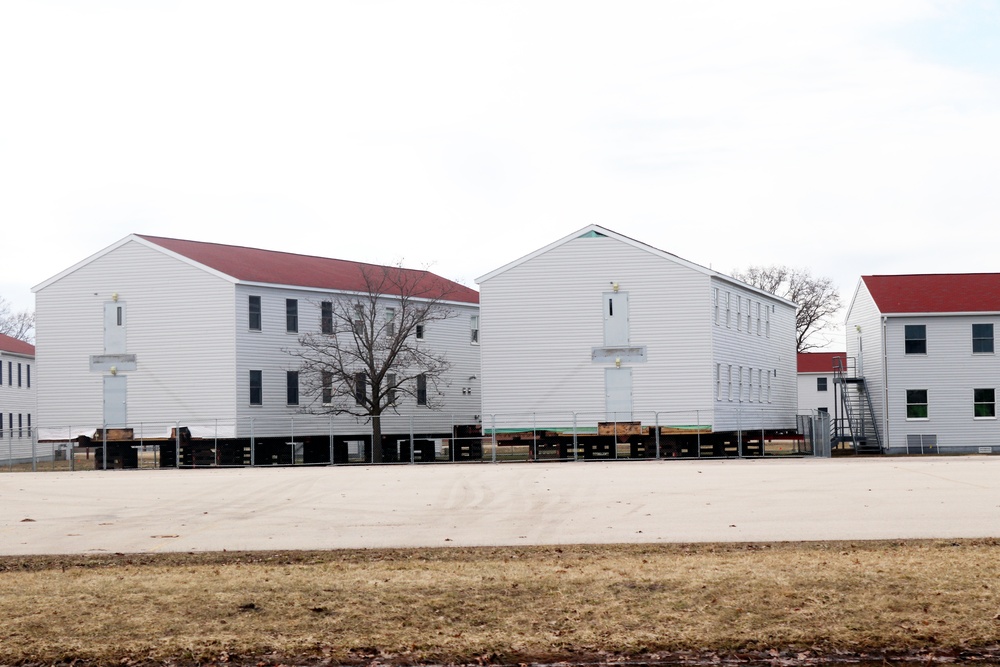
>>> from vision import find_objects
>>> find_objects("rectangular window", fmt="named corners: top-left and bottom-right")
top-left (7, 361), bottom-right (11, 385)
top-left (726, 293), bottom-right (731, 328)
top-left (713, 288), bottom-right (719, 325)
top-left (974, 388), bottom-right (996, 418)
top-left (386, 373), bottom-right (397, 405)
top-left (905, 325), bottom-right (926, 354)
top-left (748, 367), bottom-right (754, 402)
top-left (26, 364), bottom-right (30, 388)
top-left (286, 299), bottom-right (298, 333)
top-left (738, 366), bottom-right (744, 401)
top-left (756, 369), bottom-right (763, 402)
top-left (973, 323), bottom-right (994, 354)
top-left (321, 301), bottom-right (333, 334)
top-left (756, 303), bottom-right (761, 336)
top-left (416, 373), bottom-right (427, 406)
top-left (248, 296), bottom-right (262, 331)
top-left (765, 307), bottom-right (770, 338)
top-left (817, 377), bottom-right (828, 392)
top-left (470, 315), bottom-right (479, 344)
top-left (354, 372), bottom-right (366, 406)
top-left (17, 363), bottom-right (22, 387)
top-left (18, 413), bottom-right (22, 438)
top-left (385, 307), bottom-right (396, 337)
top-left (27, 413), bottom-right (31, 436)
top-left (415, 324), bottom-right (425, 340)
top-left (249, 370), bottom-right (263, 405)
top-left (767, 370), bottom-right (772, 403)
top-left (727, 364), bottom-right (733, 401)
top-left (0, 359), bottom-right (3, 384)
top-left (736, 297), bottom-right (742, 332)
top-left (354, 305), bottom-right (365, 336)
top-left (715, 363), bottom-right (721, 400)
top-left (321, 371), bottom-right (333, 404)
top-left (286, 371), bottom-right (299, 405)
top-left (906, 389), bottom-right (928, 419)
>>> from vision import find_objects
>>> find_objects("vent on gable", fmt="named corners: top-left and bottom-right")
top-left (579, 230), bottom-right (607, 238)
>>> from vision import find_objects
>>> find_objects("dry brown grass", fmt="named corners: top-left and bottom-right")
top-left (2, 541), bottom-right (1000, 666)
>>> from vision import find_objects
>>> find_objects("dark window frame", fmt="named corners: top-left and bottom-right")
top-left (286, 299), bottom-right (299, 333)
top-left (973, 323), bottom-right (994, 354)
top-left (354, 372), bottom-right (366, 406)
top-left (904, 325), bottom-right (927, 355)
top-left (906, 389), bottom-right (928, 419)
top-left (322, 371), bottom-right (333, 404)
top-left (974, 388), bottom-right (996, 418)
top-left (416, 374), bottom-right (427, 406)
top-left (249, 370), bottom-right (263, 406)
top-left (816, 377), bottom-right (828, 392)
top-left (321, 301), bottom-right (334, 334)
top-left (248, 295), bottom-right (262, 331)
top-left (286, 370), bottom-right (299, 406)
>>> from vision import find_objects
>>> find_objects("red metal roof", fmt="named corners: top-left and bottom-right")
top-left (797, 352), bottom-right (845, 373)
top-left (138, 235), bottom-right (479, 304)
top-left (0, 332), bottom-right (34, 357)
top-left (862, 274), bottom-right (1000, 314)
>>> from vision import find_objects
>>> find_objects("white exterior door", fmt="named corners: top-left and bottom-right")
top-left (104, 302), bottom-right (127, 354)
top-left (605, 368), bottom-right (632, 421)
top-left (103, 375), bottom-right (127, 427)
top-left (603, 292), bottom-right (629, 346)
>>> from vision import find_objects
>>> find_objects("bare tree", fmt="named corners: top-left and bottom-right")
top-left (0, 296), bottom-right (34, 343)
top-left (288, 264), bottom-right (457, 463)
top-left (731, 265), bottom-right (842, 352)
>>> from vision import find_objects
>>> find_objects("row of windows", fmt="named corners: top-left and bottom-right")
top-left (904, 323), bottom-right (995, 355)
top-left (0, 361), bottom-right (30, 389)
top-left (0, 412), bottom-right (31, 438)
top-left (249, 370), bottom-right (431, 407)
top-left (714, 363), bottom-right (774, 403)
top-left (905, 388), bottom-right (997, 419)
top-left (713, 288), bottom-right (771, 337)
top-left (249, 296), bottom-right (480, 344)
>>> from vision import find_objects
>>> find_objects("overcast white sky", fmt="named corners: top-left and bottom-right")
top-left (3, 1), bottom-right (1000, 349)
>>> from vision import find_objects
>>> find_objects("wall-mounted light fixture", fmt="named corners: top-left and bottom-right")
top-left (611, 282), bottom-right (620, 293)
top-left (615, 357), bottom-right (622, 368)
top-left (112, 292), bottom-right (119, 302)
top-left (110, 366), bottom-right (118, 376)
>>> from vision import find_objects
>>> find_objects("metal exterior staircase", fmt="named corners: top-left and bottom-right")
top-left (832, 357), bottom-right (883, 454)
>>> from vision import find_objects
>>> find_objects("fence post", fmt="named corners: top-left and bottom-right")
top-left (31, 429), bottom-right (37, 472)
top-left (573, 412), bottom-right (578, 462)
top-left (491, 414), bottom-right (497, 463)
top-left (69, 425), bottom-right (74, 471)
top-left (655, 412), bottom-right (660, 459)
top-left (250, 417), bottom-right (256, 467)
top-left (291, 417), bottom-right (296, 465)
top-left (761, 409), bottom-right (766, 457)
top-left (410, 416), bottom-right (415, 464)
top-left (102, 423), bottom-right (108, 470)
top-left (532, 413), bottom-right (537, 462)
top-left (175, 421), bottom-right (181, 469)
top-left (696, 410), bottom-right (701, 457)
top-left (329, 415), bottom-right (334, 466)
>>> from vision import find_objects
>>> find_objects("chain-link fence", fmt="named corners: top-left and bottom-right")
top-left (3, 407), bottom-right (827, 472)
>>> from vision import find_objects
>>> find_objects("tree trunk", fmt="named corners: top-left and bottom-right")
top-left (371, 414), bottom-right (383, 463)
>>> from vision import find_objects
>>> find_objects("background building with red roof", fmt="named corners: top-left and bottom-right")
top-left (846, 274), bottom-right (1000, 455)
top-left (796, 351), bottom-right (845, 416)
top-left (0, 332), bottom-right (36, 465)
top-left (32, 235), bottom-right (481, 465)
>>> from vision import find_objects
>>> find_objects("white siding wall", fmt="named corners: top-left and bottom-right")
top-left (709, 278), bottom-right (797, 431)
top-left (884, 315), bottom-right (1000, 453)
top-left (234, 285), bottom-right (481, 438)
top-left (35, 240), bottom-right (238, 438)
top-left (480, 234), bottom-right (791, 431)
top-left (0, 351), bottom-right (36, 462)
top-left (797, 373), bottom-right (834, 414)
top-left (845, 282), bottom-right (886, 434)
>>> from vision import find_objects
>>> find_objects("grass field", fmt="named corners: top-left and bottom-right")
top-left (3, 540), bottom-right (1000, 666)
